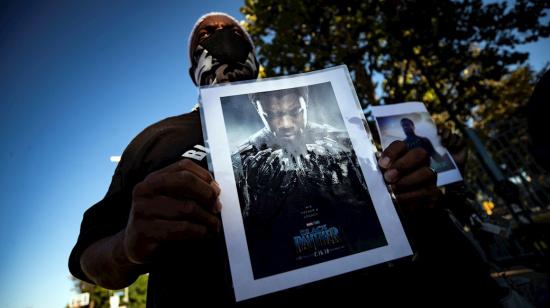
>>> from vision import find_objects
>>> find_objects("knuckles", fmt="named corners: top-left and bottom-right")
top-left (179, 201), bottom-right (195, 216)
top-left (176, 170), bottom-right (195, 186)
top-left (179, 158), bottom-right (194, 170)
top-left (409, 147), bottom-right (430, 166)
top-left (178, 221), bottom-right (191, 233)
top-left (425, 167), bottom-right (438, 184)
top-left (389, 140), bottom-right (406, 149)
top-left (132, 181), bottom-right (149, 198)
top-left (385, 140), bottom-right (407, 158)
top-left (179, 159), bottom-right (214, 183)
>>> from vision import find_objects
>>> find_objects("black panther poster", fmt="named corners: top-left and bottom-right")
top-left (200, 66), bottom-right (412, 301)
top-left (221, 82), bottom-right (387, 279)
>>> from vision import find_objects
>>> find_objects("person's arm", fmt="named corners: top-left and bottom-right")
top-left (80, 230), bottom-right (144, 289)
top-left (378, 141), bottom-right (505, 305)
top-left (79, 159), bottom-right (221, 289)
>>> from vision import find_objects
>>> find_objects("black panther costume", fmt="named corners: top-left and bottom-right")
top-left (232, 122), bottom-right (387, 279)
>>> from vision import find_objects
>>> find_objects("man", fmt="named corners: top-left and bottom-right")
top-left (400, 117), bottom-right (444, 162)
top-left (69, 12), bottom-right (460, 306)
top-left (233, 86), bottom-right (386, 279)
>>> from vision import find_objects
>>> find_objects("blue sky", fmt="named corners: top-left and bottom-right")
top-left (0, 1), bottom-right (548, 307)
top-left (0, 1), bottom-right (242, 307)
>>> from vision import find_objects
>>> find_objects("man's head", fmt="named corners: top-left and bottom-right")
top-left (400, 118), bottom-right (416, 136)
top-left (188, 12), bottom-right (258, 86)
top-left (250, 87), bottom-right (308, 142)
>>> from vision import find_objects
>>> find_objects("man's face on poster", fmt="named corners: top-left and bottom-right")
top-left (261, 93), bottom-right (305, 142)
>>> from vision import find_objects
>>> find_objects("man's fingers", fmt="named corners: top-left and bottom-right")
top-left (391, 167), bottom-right (437, 193)
top-left (383, 147), bottom-right (429, 183)
top-left (148, 159), bottom-right (214, 184)
top-left (139, 170), bottom-right (219, 212)
top-left (136, 196), bottom-right (220, 232)
top-left (149, 220), bottom-right (210, 242)
top-left (379, 140), bottom-right (408, 169)
top-left (176, 159), bottom-right (214, 183)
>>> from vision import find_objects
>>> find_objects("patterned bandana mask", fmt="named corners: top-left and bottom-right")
top-left (191, 28), bottom-right (259, 86)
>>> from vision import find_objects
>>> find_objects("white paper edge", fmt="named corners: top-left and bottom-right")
top-left (200, 66), bottom-right (412, 301)
top-left (371, 102), bottom-right (463, 186)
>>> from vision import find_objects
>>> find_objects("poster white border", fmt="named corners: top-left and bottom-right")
top-left (200, 66), bottom-right (412, 301)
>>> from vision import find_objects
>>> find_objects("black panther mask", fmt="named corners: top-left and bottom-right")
top-left (190, 27), bottom-right (259, 86)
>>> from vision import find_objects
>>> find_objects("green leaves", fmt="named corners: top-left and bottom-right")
top-left (243, 0), bottom-right (549, 122)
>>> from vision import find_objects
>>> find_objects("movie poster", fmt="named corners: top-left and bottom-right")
top-left (371, 102), bottom-right (463, 186)
top-left (200, 66), bottom-right (412, 301)
top-left (222, 81), bottom-right (388, 279)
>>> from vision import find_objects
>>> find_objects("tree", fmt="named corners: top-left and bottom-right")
top-left (241, 0), bottom-right (550, 123)
top-left (69, 276), bottom-right (110, 308)
top-left (373, 0), bottom-right (549, 124)
top-left (472, 65), bottom-right (538, 130)
top-left (241, 0), bottom-right (383, 107)
top-left (69, 274), bottom-right (148, 308)
top-left (127, 275), bottom-right (148, 308)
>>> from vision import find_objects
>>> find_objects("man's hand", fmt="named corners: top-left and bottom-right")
top-left (378, 141), bottom-right (439, 213)
top-left (124, 159), bottom-right (222, 264)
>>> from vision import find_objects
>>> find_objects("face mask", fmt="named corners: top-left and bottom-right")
top-left (190, 28), bottom-right (259, 86)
